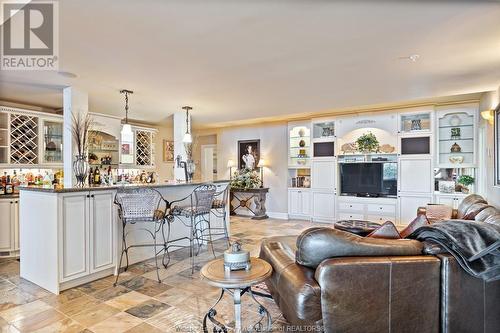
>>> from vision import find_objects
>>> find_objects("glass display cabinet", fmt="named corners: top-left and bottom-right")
top-left (0, 113), bottom-right (8, 164)
top-left (88, 130), bottom-right (119, 167)
top-left (42, 120), bottom-right (63, 164)
top-left (312, 120), bottom-right (335, 141)
top-left (436, 109), bottom-right (476, 168)
top-left (288, 122), bottom-right (311, 168)
top-left (400, 112), bottom-right (431, 134)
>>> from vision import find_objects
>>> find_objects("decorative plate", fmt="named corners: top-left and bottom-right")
top-left (379, 144), bottom-right (395, 153)
top-left (449, 115), bottom-right (461, 126)
top-left (449, 155), bottom-right (464, 164)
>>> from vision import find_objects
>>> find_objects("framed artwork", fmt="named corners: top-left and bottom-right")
top-left (163, 140), bottom-right (174, 162)
top-left (238, 139), bottom-right (260, 170)
top-left (495, 105), bottom-right (500, 186)
top-left (121, 143), bottom-right (130, 155)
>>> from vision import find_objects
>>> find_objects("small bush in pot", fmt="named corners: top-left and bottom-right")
top-left (457, 175), bottom-right (474, 194)
top-left (356, 132), bottom-right (380, 153)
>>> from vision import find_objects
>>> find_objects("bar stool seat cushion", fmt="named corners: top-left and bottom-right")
top-left (212, 199), bottom-right (226, 209)
top-left (171, 205), bottom-right (210, 217)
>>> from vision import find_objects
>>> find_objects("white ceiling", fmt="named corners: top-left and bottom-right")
top-left (1, 0), bottom-right (499, 127)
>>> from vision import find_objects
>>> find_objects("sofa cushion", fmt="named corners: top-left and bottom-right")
top-left (367, 221), bottom-right (401, 239)
top-left (462, 202), bottom-right (490, 220)
top-left (259, 236), bottom-right (322, 325)
top-left (295, 227), bottom-right (423, 269)
top-left (456, 194), bottom-right (487, 219)
top-left (475, 207), bottom-right (499, 222)
top-left (484, 213), bottom-right (500, 227)
top-left (425, 204), bottom-right (454, 223)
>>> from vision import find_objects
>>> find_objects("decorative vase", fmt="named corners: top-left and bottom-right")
top-left (299, 139), bottom-right (306, 147)
top-left (186, 159), bottom-right (196, 182)
top-left (73, 154), bottom-right (89, 187)
top-left (450, 142), bottom-right (462, 153)
top-left (298, 128), bottom-right (306, 137)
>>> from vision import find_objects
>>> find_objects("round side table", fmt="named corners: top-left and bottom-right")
top-left (200, 257), bottom-right (273, 333)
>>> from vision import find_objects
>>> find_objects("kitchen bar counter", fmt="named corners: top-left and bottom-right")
top-left (18, 179), bottom-right (229, 193)
top-left (19, 180), bottom-right (230, 294)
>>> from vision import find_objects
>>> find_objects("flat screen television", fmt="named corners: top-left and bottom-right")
top-left (340, 162), bottom-right (397, 197)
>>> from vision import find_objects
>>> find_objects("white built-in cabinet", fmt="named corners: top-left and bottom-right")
top-left (312, 191), bottom-right (336, 221)
top-left (60, 190), bottom-right (116, 283)
top-left (311, 159), bottom-right (336, 222)
top-left (434, 193), bottom-right (466, 209)
top-left (288, 189), bottom-right (310, 218)
top-left (0, 198), bottom-right (19, 255)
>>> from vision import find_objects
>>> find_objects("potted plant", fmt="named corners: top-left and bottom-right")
top-left (356, 132), bottom-right (380, 153)
top-left (457, 175), bottom-right (474, 194)
top-left (230, 168), bottom-right (261, 189)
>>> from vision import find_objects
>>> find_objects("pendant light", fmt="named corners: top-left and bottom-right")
top-left (120, 89), bottom-right (134, 136)
top-left (182, 106), bottom-right (193, 143)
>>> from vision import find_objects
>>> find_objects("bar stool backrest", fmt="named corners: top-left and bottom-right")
top-left (115, 187), bottom-right (164, 224)
top-left (193, 184), bottom-right (217, 214)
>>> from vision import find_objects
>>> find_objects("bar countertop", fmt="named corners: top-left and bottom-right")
top-left (18, 179), bottom-right (229, 193)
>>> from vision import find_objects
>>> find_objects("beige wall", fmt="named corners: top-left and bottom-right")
top-left (479, 88), bottom-right (500, 206)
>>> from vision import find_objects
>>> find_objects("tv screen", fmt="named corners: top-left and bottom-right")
top-left (340, 162), bottom-right (397, 197)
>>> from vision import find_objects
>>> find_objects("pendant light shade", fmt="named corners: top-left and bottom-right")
top-left (120, 89), bottom-right (134, 137)
top-left (121, 123), bottom-right (133, 136)
top-left (182, 106), bottom-right (193, 143)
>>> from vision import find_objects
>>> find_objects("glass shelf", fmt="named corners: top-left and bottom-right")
top-left (400, 113), bottom-right (431, 133)
top-left (43, 120), bottom-right (63, 164)
top-left (437, 111), bottom-right (475, 166)
top-left (289, 124), bottom-right (311, 167)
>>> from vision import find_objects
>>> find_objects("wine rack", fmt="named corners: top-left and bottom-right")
top-left (10, 114), bottom-right (39, 164)
top-left (135, 130), bottom-right (152, 166)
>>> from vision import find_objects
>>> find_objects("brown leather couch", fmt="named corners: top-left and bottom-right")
top-left (260, 194), bottom-right (500, 333)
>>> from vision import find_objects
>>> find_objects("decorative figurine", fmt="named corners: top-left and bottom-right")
top-left (450, 127), bottom-right (461, 140)
top-left (450, 142), bottom-right (462, 153)
top-left (224, 241), bottom-right (251, 272)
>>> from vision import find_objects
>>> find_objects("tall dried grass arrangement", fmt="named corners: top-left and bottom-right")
top-left (71, 112), bottom-right (94, 156)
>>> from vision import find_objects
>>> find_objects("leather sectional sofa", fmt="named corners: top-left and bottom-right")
top-left (259, 194), bottom-right (500, 333)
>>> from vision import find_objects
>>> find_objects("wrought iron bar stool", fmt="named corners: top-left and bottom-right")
top-left (209, 184), bottom-right (231, 247)
top-left (114, 187), bottom-right (168, 285)
top-left (167, 184), bottom-right (217, 273)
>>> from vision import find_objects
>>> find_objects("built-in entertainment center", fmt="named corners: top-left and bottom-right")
top-left (287, 102), bottom-right (478, 224)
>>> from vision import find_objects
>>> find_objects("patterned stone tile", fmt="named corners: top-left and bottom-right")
top-left (0, 299), bottom-right (52, 323)
top-left (125, 299), bottom-right (170, 319)
top-left (0, 279), bottom-right (16, 293)
top-left (105, 291), bottom-right (152, 311)
top-left (30, 317), bottom-right (84, 333)
top-left (123, 322), bottom-right (164, 333)
top-left (0, 287), bottom-right (38, 312)
top-left (75, 276), bottom-right (117, 294)
top-left (7, 277), bottom-right (51, 299)
top-left (40, 289), bottom-right (85, 307)
top-left (146, 306), bottom-right (202, 332)
top-left (71, 303), bottom-right (120, 327)
top-left (120, 276), bottom-right (171, 297)
top-left (49, 294), bottom-right (102, 317)
top-left (91, 285), bottom-right (130, 301)
top-left (11, 308), bottom-right (66, 332)
top-left (88, 312), bottom-right (143, 333)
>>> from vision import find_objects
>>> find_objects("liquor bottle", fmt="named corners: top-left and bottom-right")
top-left (5, 175), bottom-right (13, 194)
top-left (94, 168), bottom-right (100, 184)
top-left (12, 171), bottom-right (20, 194)
top-left (2, 172), bottom-right (6, 187)
top-left (89, 167), bottom-right (94, 185)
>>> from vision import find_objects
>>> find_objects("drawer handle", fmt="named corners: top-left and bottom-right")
top-left (349, 205), bottom-right (352, 208)
top-left (379, 207), bottom-right (382, 210)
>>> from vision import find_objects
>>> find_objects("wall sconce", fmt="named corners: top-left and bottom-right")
top-left (257, 158), bottom-right (266, 188)
top-left (481, 110), bottom-right (494, 125)
top-left (227, 159), bottom-right (235, 179)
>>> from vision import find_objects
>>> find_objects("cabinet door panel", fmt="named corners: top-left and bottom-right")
top-left (399, 195), bottom-right (432, 225)
top-left (301, 191), bottom-right (310, 215)
top-left (61, 194), bottom-right (89, 281)
top-left (0, 200), bottom-right (13, 251)
top-left (312, 191), bottom-right (335, 221)
top-left (399, 158), bottom-right (432, 194)
top-left (90, 191), bottom-right (115, 273)
top-left (288, 190), bottom-right (300, 215)
top-left (312, 160), bottom-right (335, 190)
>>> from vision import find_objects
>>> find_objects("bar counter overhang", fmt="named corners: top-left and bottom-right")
top-left (18, 180), bottom-right (230, 294)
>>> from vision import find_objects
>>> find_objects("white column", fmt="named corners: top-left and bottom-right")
top-left (173, 111), bottom-right (190, 181)
top-left (63, 87), bottom-right (88, 187)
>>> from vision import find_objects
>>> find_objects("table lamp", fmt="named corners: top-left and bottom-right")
top-left (257, 159), bottom-right (266, 188)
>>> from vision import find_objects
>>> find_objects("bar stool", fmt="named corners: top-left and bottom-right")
top-left (209, 184), bottom-right (231, 247)
top-left (113, 187), bottom-right (168, 285)
top-left (167, 184), bottom-right (217, 273)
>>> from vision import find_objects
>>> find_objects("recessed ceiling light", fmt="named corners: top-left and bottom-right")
top-left (399, 54), bottom-right (420, 62)
top-left (57, 71), bottom-right (78, 78)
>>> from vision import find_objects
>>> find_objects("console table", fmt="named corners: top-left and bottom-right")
top-left (230, 187), bottom-right (269, 220)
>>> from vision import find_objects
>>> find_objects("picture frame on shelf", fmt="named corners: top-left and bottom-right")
top-left (238, 139), bottom-right (260, 170)
top-left (163, 140), bottom-right (174, 162)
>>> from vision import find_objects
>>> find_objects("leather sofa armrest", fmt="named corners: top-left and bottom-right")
top-left (417, 206), bottom-right (427, 216)
top-left (314, 256), bottom-right (440, 333)
top-left (296, 227), bottom-right (423, 268)
top-left (452, 209), bottom-right (458, 219)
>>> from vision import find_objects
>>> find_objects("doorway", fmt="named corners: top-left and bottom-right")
top-left (201, 144), bottom-right (217, 182)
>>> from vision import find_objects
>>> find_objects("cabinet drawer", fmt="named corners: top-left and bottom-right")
top-left (366, 215), bottom-right (395, 223)
top-left (367, 204), bottom-right (395, 214)
top-left (338, 212), bottom-right (364, 220)
top-left (338, 202), bottom-right (364, 212)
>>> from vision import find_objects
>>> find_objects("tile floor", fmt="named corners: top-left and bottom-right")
top-left (0, 216), bottom-right (324, 332)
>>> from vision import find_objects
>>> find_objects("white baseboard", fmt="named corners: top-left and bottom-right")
top-left (267, 212), bottom-right (289, 219)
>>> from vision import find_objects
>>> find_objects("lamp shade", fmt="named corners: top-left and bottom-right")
top-left (481, 110), bottom-right (494, 124)
top-left (121, 123), bottom-right (133, 136)
top-left (257, 159), bottom-right (266, 168)
top-left (227, 159), bottom-right (235, 168)
top-left (183, 133), bottom-right (192, 143)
